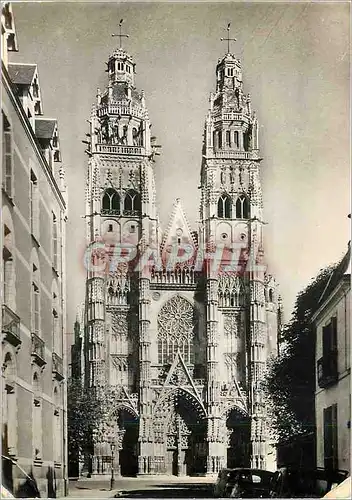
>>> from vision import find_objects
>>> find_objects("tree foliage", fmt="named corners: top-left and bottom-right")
top-left (67, 378), bottom-right (104, 464)
top-left (263, 264), bottom-right (336, 443)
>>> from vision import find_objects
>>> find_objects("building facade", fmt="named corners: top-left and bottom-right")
top-left (81, 37), bottom-right (280, 477)
top-left (1, 3), bottom-right (68, 496)
top-left (313, 245), bottom-right (351, 473)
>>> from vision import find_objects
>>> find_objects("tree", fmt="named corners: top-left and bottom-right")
top-left (67, 378), bottom-right (103, 476)
top-left (263, 264), bottom-right (336, 443)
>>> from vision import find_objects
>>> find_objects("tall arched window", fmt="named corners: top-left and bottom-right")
top-left (32, 372), bottom-right (42, 462)
top-left (102, 188), bottom-right (120, 215)
top-left (235, 195), bottom-right (250, 219)
top-left (2, 351), bottom-right (17, 457)
top-left (53, 386), bottom-right (61, 465)
top-left (217, 195), bottom-right (231, 219)
top-left (52, 283), bottom-right (61, 356)
top-left (124, 189), bottom-right (141, 215)
top-left (31, 260), bottom-right (40, 335)
top-left (157, 296), bottom-right (196, 365)
top-left (2, 113), bottom-right (13, 197)
top-left (3, 219), bottom-right (15, 310)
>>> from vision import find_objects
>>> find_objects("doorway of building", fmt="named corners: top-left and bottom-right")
top-left (226, 408), bottom-right (251, 468)
top-left (163, 390), bottom-right (207, 476)
top-left (118, 409), bottom-right (139, 477)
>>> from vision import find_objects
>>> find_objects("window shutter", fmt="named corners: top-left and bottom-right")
top-left (331, 316), bottom-right (337, 351)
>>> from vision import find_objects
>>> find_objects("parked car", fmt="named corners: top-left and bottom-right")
top-left (322, 476), bottom-right (351, 499)
top-left (270, 467), bottom-right (349, 498)
top-left (214, 467), bottom-right (274, 498)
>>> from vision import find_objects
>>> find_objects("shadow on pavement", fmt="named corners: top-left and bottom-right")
top-left (118, 482), bottom-right (213, 498)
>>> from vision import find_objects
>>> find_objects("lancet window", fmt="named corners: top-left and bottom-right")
top-left (235, 195), bottom-right (250, 219)
top-left (157, 296), bottom-right (196, 365)
top-left (124, 189), bottom-right (141, 215)
top-left (102, 188), bottom-right (120, 215)
top-left (217, 194), bottom-right (231, 219)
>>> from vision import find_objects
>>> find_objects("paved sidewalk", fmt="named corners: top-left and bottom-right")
top-left (59, 475), bottom-right (217, 499)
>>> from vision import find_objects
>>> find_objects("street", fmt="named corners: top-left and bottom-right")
top-left (66, 476), bottom-right (216, 498)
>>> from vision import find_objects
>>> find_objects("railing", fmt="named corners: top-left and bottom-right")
top-left (31, 333), bottom-right (46, 367)
top-left (52, 352), bottom-right (64, 381)
top-left (213, 111), bottom-right (250, 122)
top-left (210, 149), bottom-right (258, 160)
top-left (101, 208), bottom-right (120, 216)
top-left (150, 378), bottom-right (205, 386)
top-left (151, 267), bottom-right (198, 285)
top-left (97, 103), bottom-right (147, 119)
top-left (2, 304), bottom-right (21, 347)
top-left (317, 351), bottom-right (338, 388)
top-left (95, 144), bottom-right (145, 155)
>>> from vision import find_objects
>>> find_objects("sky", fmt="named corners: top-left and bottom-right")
top-left (10, 1), bottom-right (350, 334)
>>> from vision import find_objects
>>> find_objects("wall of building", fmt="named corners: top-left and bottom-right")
top-left (315, 286), bottom-right (351, 473)
top-left (1, 33), bottom-right (67, 498)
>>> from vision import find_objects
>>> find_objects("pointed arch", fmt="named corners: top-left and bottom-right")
top-left (217, 194), bottom-right (232, 219)
top-left (102, 188), bottom-right (120, 214)
top-left (124, 189), bottom-right (141, 215)
top-left (235, 194), bottom-right (250, 219)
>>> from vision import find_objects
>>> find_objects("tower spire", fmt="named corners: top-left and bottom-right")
top-left (220, 22), bottom-right (237, 54)
top-left (112, 19), bottom-right (129, 49)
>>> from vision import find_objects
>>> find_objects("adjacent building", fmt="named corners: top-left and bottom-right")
top-left (313, 244), bottom-right (351, 473)
top-left (1, 2), bottom-right (68, 496)
top-left (77, 33), bottom-right (280, 477)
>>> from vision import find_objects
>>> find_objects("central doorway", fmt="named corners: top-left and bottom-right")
top-left (163, 390), bottom-right (207, 476)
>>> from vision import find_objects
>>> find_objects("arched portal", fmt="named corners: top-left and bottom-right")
top-left (154, 389), bottom-right (207, 476)
top-left (93, 404), bottom-right (139, 477)
top-left (118, 408), bottom-right (139, 477)
top-left (226, 407), bottom-right (251, 468)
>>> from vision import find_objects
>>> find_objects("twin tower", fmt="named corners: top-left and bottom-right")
top-left (82, 33), bottom-right (280, 477)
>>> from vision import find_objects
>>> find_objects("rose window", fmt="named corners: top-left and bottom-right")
top-left (157, 295), bottom-right (196, 365)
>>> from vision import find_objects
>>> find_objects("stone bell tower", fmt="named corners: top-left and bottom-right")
top-left (199, 33), bottom-right (279, 472)
top-left (84, 29), bottom-right (160, 476)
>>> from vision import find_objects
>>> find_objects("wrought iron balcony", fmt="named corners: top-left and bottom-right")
top-left (52, 352), bottom-right (64, 381)
top-left (317, 351), bottom-right (338, 389)
top-left (31, 333), bottom-right (46, 367)
top-left (2, 304), bottom-right (21, 348)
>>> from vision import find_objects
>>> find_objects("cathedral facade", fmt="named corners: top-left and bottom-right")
top-left (82, 39), bottom-right (280, 477)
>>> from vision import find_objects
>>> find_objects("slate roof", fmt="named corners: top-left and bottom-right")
top-left (35, 118), bottom-right (57, 140)
top-left (318, 243), bottom-right (351, 305)
top-left (8, 63), bottom-right (36, 85)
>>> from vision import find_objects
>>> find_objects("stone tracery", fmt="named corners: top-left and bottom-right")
top-left (157, 296), bottom-right (196, 365)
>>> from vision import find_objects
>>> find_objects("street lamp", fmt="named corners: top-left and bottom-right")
top-left (110, 443), bottom-right (115, 491)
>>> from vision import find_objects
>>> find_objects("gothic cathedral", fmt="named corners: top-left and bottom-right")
top-left (82, 38), bottom-right (280, 477)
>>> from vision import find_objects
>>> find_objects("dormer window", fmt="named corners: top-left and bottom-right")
top-left (53, 135), bottom-right (58, 148)
top-left (34, 102), bottom-right (41, 115)
top-left (32, 80), bottom-right (39, 98)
